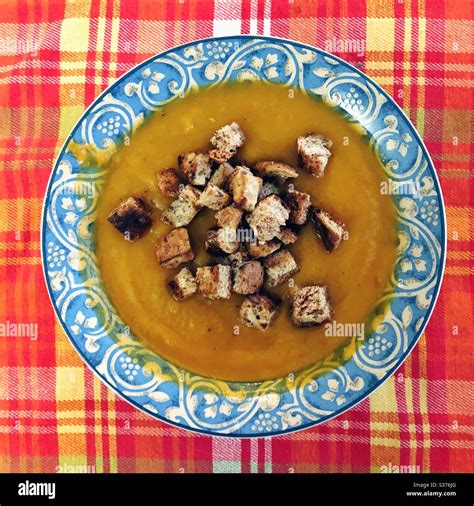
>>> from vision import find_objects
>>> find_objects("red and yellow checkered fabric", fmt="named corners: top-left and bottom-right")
top-left (0, 0), bottom-right (472, 473)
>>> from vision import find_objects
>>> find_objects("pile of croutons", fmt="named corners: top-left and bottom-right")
top-left (108, 122), bottom-right (346, 330)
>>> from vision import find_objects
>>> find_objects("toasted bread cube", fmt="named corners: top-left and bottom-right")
top-left (215, 204), bottom-right (244, 229)
top-left (162, 185), bottom-right (201, 228)
top-left (246, 239), bottom-right (281, 258)
top-left (196, 265), bottom-right (232, 299)
top-left (297, 134), bottom-right (332, 177)
top-left (178, 151), bottom-right (213, 186)
top-left (156, 167), bottom-right (181, 198)
top-left (107, 196), bottom-right (153, 241)
top-left (291, 285), bottom-right (332, 327)
top-left (208, 122), bottom-right (245, 163)
top-left (285, 188), bottom-right (312, 226)
top-left (155, 228), bottom-right (194, 269)
top-left (228, 166), bottom-right (262, 212)
top-left (239, 294), bottom-right (280, 331)
top-left (263, 249), bottom-right (299, 288)
top-left (313, 208), bottom-right (346, 252)
top-left (253, 161), bottom-right (299, 180)
top-left (168, 267), bottom-right (197, 300)
top-left (276, 227), bottom-right (298, 245)
top-left (205, 227), bottom-right (240, 255)
top-left (227, 251), bottom-right (249, 267)
top-left (247, 194), bottom-right (289, 242)
top-left (197, 183), bottom-right (232, 210)
top-left (209, 162), bottom-right (235, 188)
top-left (233, 260), bottom-right (264, 295)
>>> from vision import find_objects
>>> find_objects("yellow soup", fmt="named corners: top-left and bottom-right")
top-left (95, 82), bottom-right (398, 382)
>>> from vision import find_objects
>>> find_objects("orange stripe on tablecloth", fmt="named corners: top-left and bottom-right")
top-left (444, 266), bottom-right (474, 275)
top-left (0, 257), bottom-right (41, 266)
top-left (447, 251), bottom-right (474, 260)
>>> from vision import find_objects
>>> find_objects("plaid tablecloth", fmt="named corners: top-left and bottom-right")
top-left (0, 0), bottom-right (472, 473)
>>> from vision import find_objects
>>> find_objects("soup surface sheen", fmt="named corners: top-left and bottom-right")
top-left (95, 82), bottom-right (398, 382)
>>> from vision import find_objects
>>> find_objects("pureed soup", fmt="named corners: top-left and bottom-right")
top-left (96, 82), bottom-right (398, 382)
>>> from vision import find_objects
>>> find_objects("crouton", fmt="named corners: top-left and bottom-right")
top-left (227, 251), bottom-right (249, 267)
top-left (162, 185), bottom-right (201, 228)
top-left (168, 267), bottom-right (197, 300)
top-left (284, 188), bottom-right (312, 226)
top-left (253, 161), bottom-right (299, 179)
top-left (215, 204), bottom-right (244, 229)
top-left (232, 260), bottom-right (264, 295)
top-left (155, 228), bottom-right (194, 268)
top-left (259, 181), bottom-right (280, 200)
top-left (209, 162), bottom-right (235, 188)
top-left (296, 134), bottom-right (332, 177)
top-left (276, 227), bottom-right (298, 245)
top-left (246, 239), bottom-right (281, 258)
top-left (291, 285), bottom-right (332, 327)
top-left (208, 122), bottom-right (245, 163)
top-left (247, 194), bottom-right (289, 242)
top-left (178, 151), bottom-right (213, 186)
top-left (313, 208), bottom-right (346, 252)
top-left (156, 167), bottom-right (181, 197)
top-left (197, 183), bottom-right (232, 210)
top-left (263, 250), bottom-right (299, 287)
top-left (196, 265), bottom-right (232, 299)
top-left (205, 227), bottom-right (240, 255)
top-left (239, 293), bottom-right (281, 331)
top-left (228, 166), bottom-right (262, 212)
top-left (107, 196), bottom-right (153, 241)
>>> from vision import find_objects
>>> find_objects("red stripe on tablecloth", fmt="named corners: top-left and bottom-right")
top-left (100, 382), bottom-right (110, 473)
top-left (84, 371), bottom-right (97, 469)
top-left (85, 2), bottom-right (101, 106)
top-left (241, 0), bottom-right (251, 34)
top-left (241, 438), bottom-right (251, 473)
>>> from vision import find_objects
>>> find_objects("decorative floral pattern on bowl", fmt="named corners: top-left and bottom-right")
top-left (41, 36), bottom-right (446, 437)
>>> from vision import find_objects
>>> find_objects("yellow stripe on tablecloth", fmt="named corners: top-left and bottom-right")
top-left (0, 198), bottom-right (42, 232)
top-left (366, 18), bottom-right (395, 53)
top-left (60, 18), bottom-right (90, 53)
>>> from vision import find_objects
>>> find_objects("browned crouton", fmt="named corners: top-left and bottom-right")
top-left (107, 196), bottom-right (153, 241)
top-left (197, 183), bottom-right (232, 210)
top-left (246, 239), bottom-right (281, 258)
top-left (227, 251), bottom-right (249, 267)
top-left (196, 265), bottom-right (232, 299)
top-left (162, 185), bottom-right (201, 228)
top-left (263, 249), bottom-right (299, 287)
top-left (156, 167), bottom-right (181, 197)
top-left (313, 208), bottom-right (346, 252)
top-left (247, 194), bottom-right (289, 242)
top-left (155, 228), bottom-right (194, 268)
top-left (276, 227), bottom-right (298, 245)
top-left (209, 163), bottom-right (235, 188)
top-left (228, 166), bottom-right (262, 212)
top-left (253, 161), bottom-right (299, 179)
top-left (296, 134), bottom-right (332, 177)
top-left (233, 260), bottom-right (264, 295)
top-left (239, 293), bottom-right (281, 331)
top-left (291, 285), bottom-right (332, 327)
top-left (208, 122), bottom-right (245, 163)
top-left (215, 204), bottom-right (244, 229)
top-left (168, 267), bottom-right (197, 300)
top-left (284, 188), bottom-right (312, 226)
top-left (178, 151), bottom-right (213, 186)
top-left (205, 227), bottom-right (240, 255)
